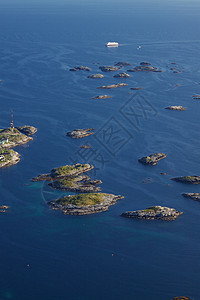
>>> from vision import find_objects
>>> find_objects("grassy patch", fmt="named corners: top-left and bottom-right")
top-left (57, 193), bottom-right (106, 206)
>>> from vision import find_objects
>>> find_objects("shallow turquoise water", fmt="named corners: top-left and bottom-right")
top-left (0, 1), bottom-right (200, 299)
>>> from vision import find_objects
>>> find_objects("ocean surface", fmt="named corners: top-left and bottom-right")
top-left (0, 1), bottom-right (200, 299)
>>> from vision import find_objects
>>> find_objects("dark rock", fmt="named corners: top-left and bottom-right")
top-left (92, 95), bottom-right (112, 99)
top-left (172, 297), bottom-right (192, 300)
top-left (66, 128), bottom-right (94, 139)
top-left (97, 83), bottom-right (128, 89)
top-left (130, 87), bottom-right (143, 90)
top-left (121, 206), bottom-right (183, 221)
top-left (165, 106), bottom-right (185, 111)
top-left (138, 153), bottom-right (166, 166)
top-left (192, 94), bottom-right (200, 99)
top-left (127, 66), bottom-right (160, 72)
top-left (113, 72), bottom-right (130, 78)
top-left (160, 172), bottom-right (167, 175)
top-left (48, 193), bottom-right (124, 215)
top-left (171, 176), bottom-right (200, 184)
top-left (182, 193), bottom-right (200, 201)
top-left (80, 145), bottom-right (91, 149)
top-left (114, 62), bottom-right (132, 66)
top-left (99, 66), bottom-right (121, 72)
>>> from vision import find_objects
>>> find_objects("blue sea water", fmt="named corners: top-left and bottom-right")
top-left (0, 0), bottom-right (200, 299)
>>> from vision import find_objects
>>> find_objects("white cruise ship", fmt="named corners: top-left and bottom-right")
top-left (105, 42), bottom-right (119, 47)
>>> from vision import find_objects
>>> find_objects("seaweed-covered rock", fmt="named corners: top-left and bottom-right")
top-left (138, 153), bottom-right (166, 165)
top-left (93, 95), bottom-right (112, 99)
top-left (114, 62), bottom-right (132, 66)
top-left (165, 106), bottom-right (185, 111)
top-left (32, 163), bottom-right (93, 181)
top-left (70, 66), bottom-right (91, 72)
top-left (16, 125), bottom-right (37, 136)
top-left (87, 74), bottom-right (104, 79)
top-left (66, 128), bottom-right (94, 139)
top-left (97, 83), bottom-right (128, 89)
top-left (48, 193), bottom-right (124, 215)
top-left (114, 72), bottom-right (130, 78)
top-left (49, 175), bottom-right (102, 193)
top-left (99, 66), bottom-right (121, 72)
top-left (171, 176), bottom-right (200, 184)
top-left (182, 193), bottom-right (200, 201)
top-left (121, 206), bottom-right (183, 221)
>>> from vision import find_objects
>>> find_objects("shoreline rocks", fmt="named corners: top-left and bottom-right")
top-left (121, 206), bottom-right (183, 221)
top-left (138, 153), bottom-right (166, 165)
top-left (0, 126), bottom-right (36, 149)
top-left (48, 193), bottom-right (124, 215)
top-left (16, 125), bottom-right (37, 136)
top-left (171, 176), bottom-right (200, 184)
top-left (0, 149), bottom-right (20, 168)
top-left (66, 128), bottom-right (94, 139)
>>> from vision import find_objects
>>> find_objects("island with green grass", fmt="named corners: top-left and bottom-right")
top-left (0, 125), bottom-right (37, 168)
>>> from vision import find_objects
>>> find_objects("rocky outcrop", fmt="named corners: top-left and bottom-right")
top-left (97, 83), bottom-right (128, 89)
top-left (87, 74), bottom-right (104, 79)
top-left (114, 62), bottom-right (132, 66)
top-left (130, 87), bottom-right (143, 90)
top-left (16, 125), bottom-right (37, 136)
top-left (165, 106), bottom-right (185, 111)
top-left (121, 206), bottom-right (183, 221)
top-left (32, 163), bottom-right (94, 182)
top-left (0, 149), bottom-right (20, 168)
top-left (171, 176), bottom-right (200, 184)
top-left (138, 153), bottom-right (166, 165)
top-left (182, 193), bottom-right (200, 201)
top-left (140, 62), bottom-right (151, 66)
top-left (66, 128), bottom-right (94, 138)
top-left (49, 175), bottom-right (102, 193)
top-left (99, 66), bottom-right (121, 72)
top-left (114, 72), bottom-right (130, 78)
top-left (48, 193), bottom-right (124, 215)
top-left (127, 66), bottom-right (160, 72)
top-left (0, 127), bottom-right (34, 149)
top-left (93, 95), bottom-right (112, 99)
top-left (70, 66), bottom-right (91, 71)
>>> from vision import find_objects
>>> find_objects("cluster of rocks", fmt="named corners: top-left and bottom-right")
top-left (113, 72), bottom-right (130, 78)
top-left (0, 205), bottom-right (9, 213)
top-left (138, 153), bottom-right (166, 165)
top-left (171, 176), bottom-right (200, 184)
top-left (182, 193), bottom-right (200, 201)
top-left (70, 66), bottom-right (91, 72)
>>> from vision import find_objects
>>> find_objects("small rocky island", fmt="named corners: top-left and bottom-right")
top-left (138, 153), bottom-right (166, 165)
top-left (0, 205), bottom-right (9, 213)
top-left (0, 125), bottom-right (37, 168)
top-left (171, 176), bottom-right (200, 184)
top-left (127, 64), bottom-right (161, 73)
top-left (48, 193), bottom-right (124, 215)
top-left (182, 193), bottom-right (200, 201)
top-left (88, 74), bottom-right (104, 79)
top-left (165, 106), bottom-right (185, 111)
top-left (70, 66), bottom-right (91, 72)
top-left (66, 128), bottom-right (94, 139)
top-left (99, 66), bottom-right (121, 72)
top-left (97, 83), bottom-right (128, 89)
top-left (93, 95), bottom-right (112, 100)
top-left (121, 206), bottom-right (183, 221)
top-left (113, 72), bottom-right (130, 78)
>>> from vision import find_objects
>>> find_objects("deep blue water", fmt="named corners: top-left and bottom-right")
top-left (0, 1), bottom-right (200, 299)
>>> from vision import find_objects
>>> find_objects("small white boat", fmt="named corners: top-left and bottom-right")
top-left (106, 42), bottom-right (119, 47)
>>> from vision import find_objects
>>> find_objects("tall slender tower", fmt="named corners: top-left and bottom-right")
top-left (10, 110), bottom-right (14, 131)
